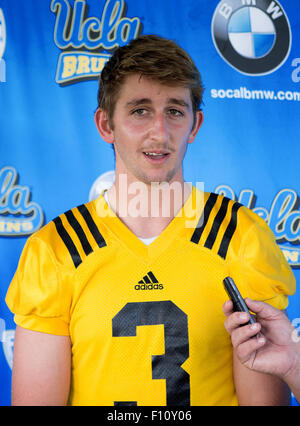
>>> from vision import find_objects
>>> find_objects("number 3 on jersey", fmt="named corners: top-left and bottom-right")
top-left (112, 300), bottom-right (190, 406)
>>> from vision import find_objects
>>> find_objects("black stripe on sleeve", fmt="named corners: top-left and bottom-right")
top-left (204, 196), bottom-right (230, 250)
top-left (191, 192), bottom-right (218, 244)
top-left (218, 202), bottom-right (242, 260)
top-left (53, 216), bottom-right (82, 268)
top-left (77, 204), bottom-right (107, 248)
top-left (65, 210), bottom-right (93, 256)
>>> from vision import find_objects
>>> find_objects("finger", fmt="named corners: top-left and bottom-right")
top-left (235, 334), bottom-right (266, 365)
top-left (244, 298), bottom-right (283, 321)
top-left (224, 311), bottom-right (251, 334)
top-left (231, 322), bottom-right (262, 348)
top-left (222, 300), bottom-right (234, 317)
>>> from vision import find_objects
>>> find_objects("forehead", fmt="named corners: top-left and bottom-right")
top-left (116, 74), bottom-right (193, 107)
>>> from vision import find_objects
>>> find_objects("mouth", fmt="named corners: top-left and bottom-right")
top-left (142, 151), bottom-right (171, 164)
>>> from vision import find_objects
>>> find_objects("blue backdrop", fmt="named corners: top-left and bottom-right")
top-left (0, 0), bottom-right (299, 406)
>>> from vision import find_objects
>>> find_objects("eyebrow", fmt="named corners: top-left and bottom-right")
top-left (125, 97), bottom-right (191, 109)
top-left (125, 98), bottom-right (152, 108)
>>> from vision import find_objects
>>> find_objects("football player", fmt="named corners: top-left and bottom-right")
top-left (6, 35), bottom-right (295, 406)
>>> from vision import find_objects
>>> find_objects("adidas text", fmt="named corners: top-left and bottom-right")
top-left (135, 283), bottom-right (164, 290)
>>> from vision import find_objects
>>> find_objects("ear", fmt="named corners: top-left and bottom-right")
top-left (188, 111), bottom-right (204, 144)
top-left (94, 108), bottom-right (115, 144)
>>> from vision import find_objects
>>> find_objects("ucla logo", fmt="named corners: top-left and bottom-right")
top-left (51, 0), bottom-right (142, 84)
top-left (211, 0), bottom-right (291, 75)
top-left (0, 167), bottom-right (44, 236)
top-left (216, 185), bottom-right (300, 268)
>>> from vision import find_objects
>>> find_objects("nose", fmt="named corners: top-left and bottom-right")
top-left (149, 113), bottom-right (170, 143)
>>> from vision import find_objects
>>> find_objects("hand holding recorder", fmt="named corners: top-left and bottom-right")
top-left (222, 279), bottom-right (300, 402)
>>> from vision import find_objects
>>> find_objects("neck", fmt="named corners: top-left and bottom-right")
top-left (107, 173), bottom-right (192, 238)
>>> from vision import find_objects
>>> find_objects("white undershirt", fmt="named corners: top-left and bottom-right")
top-left (103, 191), bottom-right (159, 245)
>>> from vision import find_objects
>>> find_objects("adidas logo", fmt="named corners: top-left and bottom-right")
top-left (134, 271), bottom-right (164, 290)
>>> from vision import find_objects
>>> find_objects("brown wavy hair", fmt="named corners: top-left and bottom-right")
top-left (97, 35), bottom-right (204, 128)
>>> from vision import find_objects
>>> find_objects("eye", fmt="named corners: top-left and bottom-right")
top-left (168, 108), bottom-right (184, 117)
top-left (132, 108), bottom-right (148, 116)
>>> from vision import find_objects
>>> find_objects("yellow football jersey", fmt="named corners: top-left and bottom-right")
top-left (6, 187), bottom-right (296, 406)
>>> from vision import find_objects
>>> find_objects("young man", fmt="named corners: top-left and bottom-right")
top-left (6, 35), bottom-right (296, 405)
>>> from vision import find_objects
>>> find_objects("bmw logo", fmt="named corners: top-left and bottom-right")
top-left (211, 0), bottom-right (291, 75)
